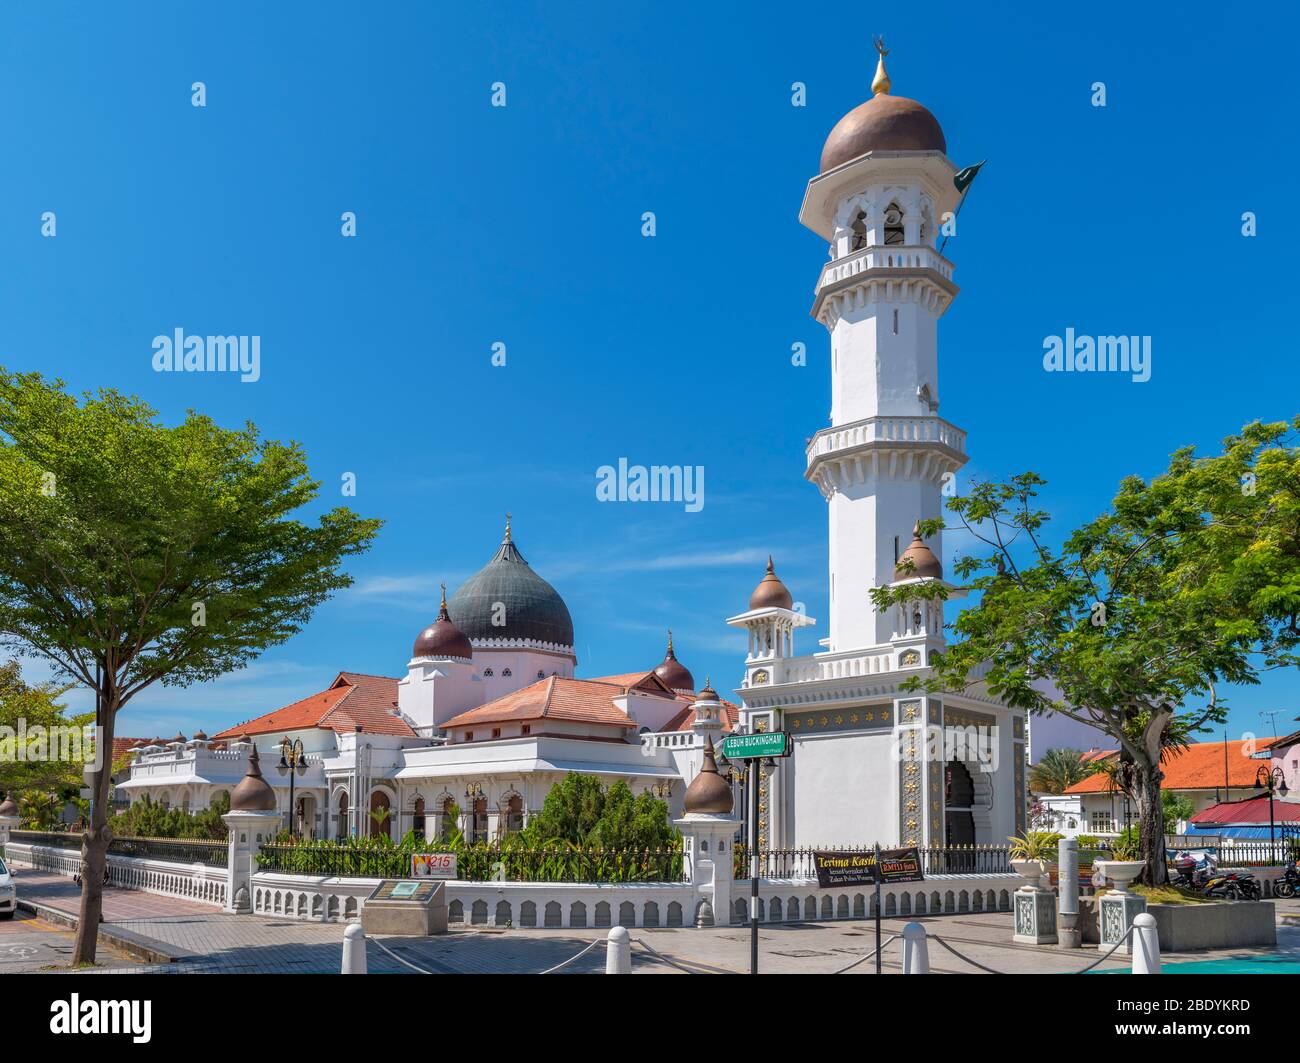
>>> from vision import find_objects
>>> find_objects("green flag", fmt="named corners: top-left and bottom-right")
top-left (953, 159), bottom-right (986, 194)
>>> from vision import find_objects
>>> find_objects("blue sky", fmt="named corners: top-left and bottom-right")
top-left (0, 1), bottom-right (1295, 743)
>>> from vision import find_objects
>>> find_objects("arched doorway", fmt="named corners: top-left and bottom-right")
top-left (413, 797), bottom-right (426, 840)
top-left (296, 794), bottom-right (317, 838)
top-left (369, 790), bottom-right (392, 839)
top-left (944, 760), bottom-right (976, 862)
top-left (336, 791), bottom-right (349, 839)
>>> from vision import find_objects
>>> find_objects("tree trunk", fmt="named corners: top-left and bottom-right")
top-left (71, 696), bottom-right (116, 965)
top-left (1131, 762), bottom-right (1168, 886)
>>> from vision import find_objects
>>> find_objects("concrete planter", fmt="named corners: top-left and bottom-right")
top-left (1147, 900), bottom-right (1276, 952)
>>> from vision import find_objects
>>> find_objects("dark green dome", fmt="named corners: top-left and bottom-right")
top-left (448, 531), bottom-right (574, 651)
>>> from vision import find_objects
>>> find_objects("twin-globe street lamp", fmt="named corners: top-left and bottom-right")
top-left (1255, 765), bottom-right (1290, 865)
top-left (277, 737), bottom-right (310, 836)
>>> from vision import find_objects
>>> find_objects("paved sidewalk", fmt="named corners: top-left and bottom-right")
top-left (13, 867), bottom-right (1300, 975)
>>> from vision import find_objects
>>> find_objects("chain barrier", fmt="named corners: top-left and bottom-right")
top-left (830, 933), bottom-right (899, 974)
top-left (928, 921), bottom-right (1138, 975)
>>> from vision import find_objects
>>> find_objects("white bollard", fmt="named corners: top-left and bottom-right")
top-left (605, 925), bottom-right (631, 974)
top-left (901, 921), bottom-right (930, 974)
top-left (1130, 912), bottom-right (1161, 975)
top-left (342, 921), bottom-right (367, 974)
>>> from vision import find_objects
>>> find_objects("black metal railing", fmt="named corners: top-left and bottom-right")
top-left (735, 844), bottom-right (1015, 880)
top-left (10, 829), bottom-right (228, 868)
top-left (257, 842), bottom-right (684, 883)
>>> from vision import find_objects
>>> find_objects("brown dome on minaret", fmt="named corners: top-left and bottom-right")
top-left (413, 584), bottom-right (474, 660)
top-left (748, 556), bottom-right (793, 611)
top-left (230, 746), bottom-right (278, 812)
top-left (895, 524), bottom-right (943, 580)
top-left (682, 736), bottom-right (734, 815)
top-left (0, 792), bottom-right (18, 817)
top-left (653, 630), bottom-right (695, 693)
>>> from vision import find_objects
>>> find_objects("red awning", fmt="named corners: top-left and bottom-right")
top-left (1190, 794), bottom-right (1300, 826)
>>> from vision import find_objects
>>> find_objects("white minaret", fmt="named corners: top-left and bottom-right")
top-left (800, 40), bottom-right (967, 654)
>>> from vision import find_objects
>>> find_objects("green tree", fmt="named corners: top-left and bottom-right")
top-left (522, 773), bottom-right (676, 849)
top-left (0, 660), bottom-right (93, 796)
top-left (1028, 748), bottom-right (1097, 795)
top-left (0, 371), bottom-right (381, 961)
top-left (871, 420), bottom-right (1300, 885)
top-left (1161, 791), bottom-right (1195, 834)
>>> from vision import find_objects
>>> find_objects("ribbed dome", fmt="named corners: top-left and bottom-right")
top-left (895, 524), bottom-right (943, 580)
top-left (449, 522), bottom-right (574, 650)
top-left (653, 630), bottom-right (695, 692)
top-left (414, 584), bottom-right (474, 660)
top-left (683, 737), bottom-right (734, 815)
top-left (820, 93), bottom-right (946, 173)
top-left (230, 747), bottom-right (278, 812)
top-left (748, 556), bottom-right (793, 611)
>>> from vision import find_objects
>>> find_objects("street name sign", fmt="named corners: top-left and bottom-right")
top-left (719, 731), bottom-right (790, 760)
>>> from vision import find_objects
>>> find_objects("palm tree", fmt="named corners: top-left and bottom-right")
top-left (1028, 748), bottom-right (1096, 795)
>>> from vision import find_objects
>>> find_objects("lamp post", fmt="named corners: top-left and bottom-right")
top-left (1256, 765), bottom-right (1289, 865)
top-left (276, 737), bottom-right (309, 836)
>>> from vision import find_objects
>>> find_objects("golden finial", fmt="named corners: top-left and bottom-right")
top-left (872, 35), bottom-right (891, 96)
top-left (439, 582), bottom-right (448, 609)
top-left (666, 628), bottom-right (675, 655)
top-left (504, 512), bottom-right (512, 542)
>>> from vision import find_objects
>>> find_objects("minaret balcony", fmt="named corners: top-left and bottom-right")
top-left (812, 244), bottom-right (959, 324)
top-left (818, 243), bottom-right (955, 289)
top-left (805, 414), bottom-right (967, 495)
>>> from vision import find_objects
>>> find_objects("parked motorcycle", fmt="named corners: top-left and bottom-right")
top-left (1169, 850), bottom-right (1216, 889)
top-left (1274, 861), bottom-right (1298, 899)
top-left (1203, 871), bottom-right (1260, 901)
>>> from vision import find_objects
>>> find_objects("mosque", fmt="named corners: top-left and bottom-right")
top-left (124, 44), bottom-right (1097, 849)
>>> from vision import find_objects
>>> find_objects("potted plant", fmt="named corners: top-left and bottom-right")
top-left (1008, 831), bottom-right (1061, 890)
top-left (1095, 826), bottom-right (1144, 893)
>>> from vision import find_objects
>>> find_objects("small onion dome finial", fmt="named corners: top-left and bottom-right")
top-left (895, 523), bottom-right (943, 580)
top-left (0, 791), bottom-right (18, 817)
top-left (413, 582), bottom-right (474, 660)
top-left (872, 35), bottom-right (891, 95)
top-left (230, 746), bottom-right (278, 812)
top-left (193, 729), bottom-right (207, 741)
top-left (503, 512), bottom-right (512, 542)
top-left (655, 629), bottom-right (695, 692)
top-left (683, 736), bottom-right (734, 815)
top-left (748, 555), bottom-right (794, 610)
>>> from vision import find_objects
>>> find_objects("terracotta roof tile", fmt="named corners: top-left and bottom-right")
top-left (1063, 739), bottom-right (1273, 794)
top-left (442, 676), bottom-right (637, 730)
top-left (212, 673), bottom-right (413, 739)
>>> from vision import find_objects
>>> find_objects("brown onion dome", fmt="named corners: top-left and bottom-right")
top-left (193, 730), bottom-right (207, 741)
top-left (653, 630), bottom-right (695, 693)
top-left (821, 93), bottom-right (946, 172)
top-left (230, 747), bottom-right (278, 812)
top-left (413, 584), bottom-right (474, 660)
top-left (748, 556), bottom-right (793, 611)
top-left (171, 732), bottom-right (187, 744)
top-left (895, 524), bottom-right (943, 580)
top-left (0, 792), bottom-right (18, 817)
top-left (682, 737), bottom-right (734, 815)
top-left (695, 676), bottom-right (719, 702)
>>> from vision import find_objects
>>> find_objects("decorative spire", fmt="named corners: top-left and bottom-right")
top-left (766, 554), bottom-right (775, 574)
top-left (439, 581), bottom-right (449, 616)
top-left (503, 512), bottom-right (512, 542)
top-left (666, 629), bottom-right (675, 657)
top-left (872, 35), bottom-right (891, 96)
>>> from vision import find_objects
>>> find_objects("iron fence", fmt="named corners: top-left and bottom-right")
top-left (257, 842), bottom-right (685, 883)
top-left (9, 829), bottom-right (228, 868)
top-left (735, 844), bottom-right (1015, 880)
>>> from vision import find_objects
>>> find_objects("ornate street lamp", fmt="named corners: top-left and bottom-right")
top-left (276, 737), bottom-right (309, 836)
top-left (1256, 765), bottom-right (1290, 865)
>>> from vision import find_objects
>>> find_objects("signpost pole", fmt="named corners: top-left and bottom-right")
top-left (874, 843), bottom-right (882, 975)
top-left (750, 757), bottom-right (759, 976)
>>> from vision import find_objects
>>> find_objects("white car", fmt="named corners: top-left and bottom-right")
top-left (0, 856), bottom-right (15, 918)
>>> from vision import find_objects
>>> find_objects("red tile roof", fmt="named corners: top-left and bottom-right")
top-left (212, 673), bottom-right (412, 739)
top-left (1063, 739), bottom-right (1273, 795)
top-left (587, 671), bottom-right (680, 698)
top-left (1191, 794), bottom-right (1300, 825)
top-left (442, 676), bottom-right (637, 730)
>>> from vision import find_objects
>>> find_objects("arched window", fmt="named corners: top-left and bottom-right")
top-left (413, 797), bottom-right (426, 837)
top-left (369, 790), bottom-right (391, 839)
top-left (471, 796), bottom-right (489, 844)
top-left (483, 667), bottom-right (494, 677)
top-left (337, 791), bottom-right (349, 839)
top-left (883, 202), bottom-right (905, 245)
top-left (850, 209), bottom-right (867, 251)
top-left (536, 670), bottom-right (545, 679)
top-left (440, 796), bottom-right (457, 839)
top-left (502, 668), bottom-right (512, 677)
top-left (506, 794), bottom-right (524, 833)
